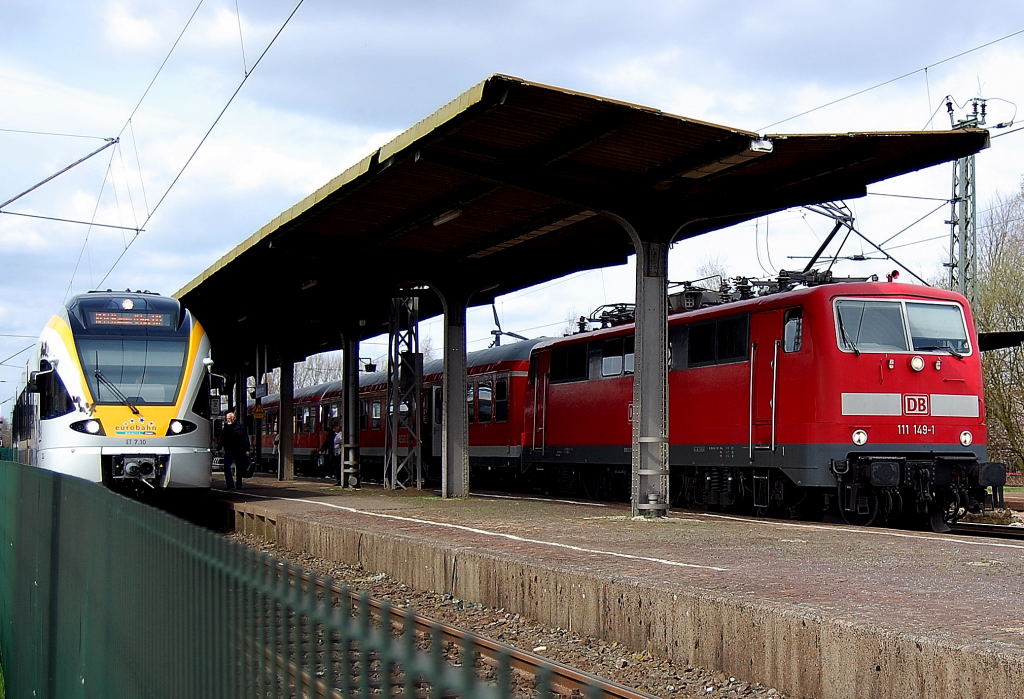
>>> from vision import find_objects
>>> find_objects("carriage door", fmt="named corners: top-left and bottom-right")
top-left (529, 353), bottom-right (549, 453)
top-left (750, 309), bottom-right (783, 456)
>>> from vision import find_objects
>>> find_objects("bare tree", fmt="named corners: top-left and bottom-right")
top-left (975, 184), bottom-right (1024, 471)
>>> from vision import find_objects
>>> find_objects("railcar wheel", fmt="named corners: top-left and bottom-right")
top-left (838, 491), bottom-right (879, 527)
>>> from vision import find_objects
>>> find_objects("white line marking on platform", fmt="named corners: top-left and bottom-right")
top-left (471, 492), bottom-right (609, 507)
top-left (241, 492), bottom-right (728, 572)
top-left (692, 512), bottom-right (1024, 551)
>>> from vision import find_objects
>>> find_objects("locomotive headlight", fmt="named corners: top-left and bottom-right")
top-left (70, 419), bottom-right (105, 435)
top-left (960, 430), bottom-right (973, 447)
top-left (909, 355), bottom-right (926, 372)
top-left (852, 429), bottom-right (869, 446)
top-left (165, 419), bottom-right (197, 436)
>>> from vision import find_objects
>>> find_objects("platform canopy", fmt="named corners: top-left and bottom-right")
top-left (176, 74), bottom-right (988, 371)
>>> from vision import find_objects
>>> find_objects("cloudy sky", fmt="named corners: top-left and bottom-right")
top-left (4, 0), bottom-right (1024, 405)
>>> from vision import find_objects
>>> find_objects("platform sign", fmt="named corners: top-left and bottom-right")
top-left (252, 384), bottom-right (268, 399)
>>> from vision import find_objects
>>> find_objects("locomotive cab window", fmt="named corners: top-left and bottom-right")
top-left (906, 302), bottom-right (970, 354)
top-left (36, 360), bottom-right (75, 420)
top-left (834, 299), bottom-right (970, 355)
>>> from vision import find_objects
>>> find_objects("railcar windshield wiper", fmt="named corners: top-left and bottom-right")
top-left (916, 345), bottom-right (964, 360)
top-left (836, 311), bottom-right (860, 357)
top-left (94, 369), bottom-right (140, 414)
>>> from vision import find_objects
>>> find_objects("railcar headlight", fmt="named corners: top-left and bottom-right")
top-left (852, 429), bottom-right (868, 446)
top-left (960, 430), bottom-right (973, 447)
top-left (909, 355), bottom-right (926, 372)
top-left (165, 419), bottom-right (197, 436)
top-left (70, 419), bottom-right (105, 435)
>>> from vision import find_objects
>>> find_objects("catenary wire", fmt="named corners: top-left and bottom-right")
top-left (97, 0), bottom-right (307, 289)
top-left (758, 27), bottom-right (1024, 131)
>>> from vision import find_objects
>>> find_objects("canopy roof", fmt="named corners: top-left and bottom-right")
top-left (176, 74), bottom-right (988, 370)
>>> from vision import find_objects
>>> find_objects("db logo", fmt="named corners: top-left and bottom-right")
top-left (903, 394), bottom-right (929, 415)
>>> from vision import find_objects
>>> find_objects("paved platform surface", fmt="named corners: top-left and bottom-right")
top-left (208, 475), bottom-right (1024, 699)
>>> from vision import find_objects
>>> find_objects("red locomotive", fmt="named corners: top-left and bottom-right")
top-left (251, 277), bottom-right (1005, 530)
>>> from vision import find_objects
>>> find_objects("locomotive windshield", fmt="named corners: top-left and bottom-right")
top-left (834, 299), bottom-right (970, 355)
top-left (66, 293), bottom-right (190, 405)
top-left (78, 338), bottom-right (189, 405)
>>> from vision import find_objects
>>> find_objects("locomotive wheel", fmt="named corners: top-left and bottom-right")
top-left (838, 492), bottom-right (879, 527)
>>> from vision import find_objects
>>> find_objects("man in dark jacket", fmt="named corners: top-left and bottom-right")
top-left (218, 411), bottom-right (250, 489)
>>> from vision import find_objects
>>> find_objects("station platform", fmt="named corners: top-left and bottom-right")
top-left (208, 476), bottom-right (1024, 699)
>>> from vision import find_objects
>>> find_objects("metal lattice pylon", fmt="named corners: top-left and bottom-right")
top-left (384, 296), bottom-right (423, 489)
top-left (949, 153), bottom-right (977, 304)
top-left (947, 97), bottom-right (984, 306)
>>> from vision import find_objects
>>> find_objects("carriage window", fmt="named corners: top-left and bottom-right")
top-left (494, 378), bottom-right (509, 422)
top-left (835, 300), bottom-right (908, 352)
top-left (623, 336), bottom-right (635, 374)
top-left (478, 381), bottom-right (493, 423)
top-left (371, 399), bottom-right (382, 429)
top-left (549, 344), bottom-right (588, 382)
top-left (466, 384), bottom-right (476, 424)
top-left (359, 399), bottom-right (369, 430)
top-left (906, 302), bottom-right (970, 354)
top-left (783, 309), bottom-right (803, 353)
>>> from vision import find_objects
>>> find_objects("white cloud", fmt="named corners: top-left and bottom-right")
top-left (103, 1), bottom-right (160, 49)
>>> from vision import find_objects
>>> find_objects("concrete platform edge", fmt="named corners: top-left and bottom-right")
top-left (227, 500), bottom-right (1023, 699)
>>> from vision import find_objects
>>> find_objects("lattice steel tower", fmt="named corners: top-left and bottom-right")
top-left (384, 295), bottom-right (423, 489)
top-left (947, 98), bottom-right (985, 305)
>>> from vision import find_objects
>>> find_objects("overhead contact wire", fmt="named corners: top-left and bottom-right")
top-left (98, 0), bottom-right (307, 288)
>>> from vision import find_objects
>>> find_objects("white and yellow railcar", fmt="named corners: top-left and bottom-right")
top-left (13, 291), bottom-right (213, 492)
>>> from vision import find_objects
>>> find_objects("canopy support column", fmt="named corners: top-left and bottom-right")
top-left (342, 333), bottom-right (361, 488)
top-left (605, 213), bottom-right (672, 517)
top-left (437, 287), bottom-right (469, 498)
top-left (279, 358), bottom-right (295, 480)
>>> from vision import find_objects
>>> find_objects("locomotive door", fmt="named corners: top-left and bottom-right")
top-left (750, 309), bottom-right (783, 456)
top-left (529, 353), bottom-right (549, 452)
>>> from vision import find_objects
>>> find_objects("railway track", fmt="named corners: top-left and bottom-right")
top-left (242, 563), bottom-right (657, 698)
top-left (949, 521), bottom-right (1024, 541)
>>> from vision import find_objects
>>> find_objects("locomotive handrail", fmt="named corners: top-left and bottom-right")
top-left (748, 343), bottom-right (756, 461)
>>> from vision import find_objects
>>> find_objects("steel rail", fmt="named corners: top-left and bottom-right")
top-left (294, 568), bottom-right (657, 699)
top-left (949, 521), bottom-right (1024, 541)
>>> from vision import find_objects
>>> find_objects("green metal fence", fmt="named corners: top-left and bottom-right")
top-left (0, 461), bottom-right (598, 698)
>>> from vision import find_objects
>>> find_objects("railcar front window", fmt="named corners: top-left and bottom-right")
top-left (906, 302), bottom-right (970, 354)
top-left (835, 300), bottom-right (908, 352)
top-left (78, 337), bottom-right (188, 405)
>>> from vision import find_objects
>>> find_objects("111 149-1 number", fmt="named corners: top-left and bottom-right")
top-left (897, 424), bottom-right (935, 436)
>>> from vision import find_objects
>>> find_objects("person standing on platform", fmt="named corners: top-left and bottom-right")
top-left (218, 411), bottom-right (250, 489)
top-left (332, 422), bottom-right (343, 485)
